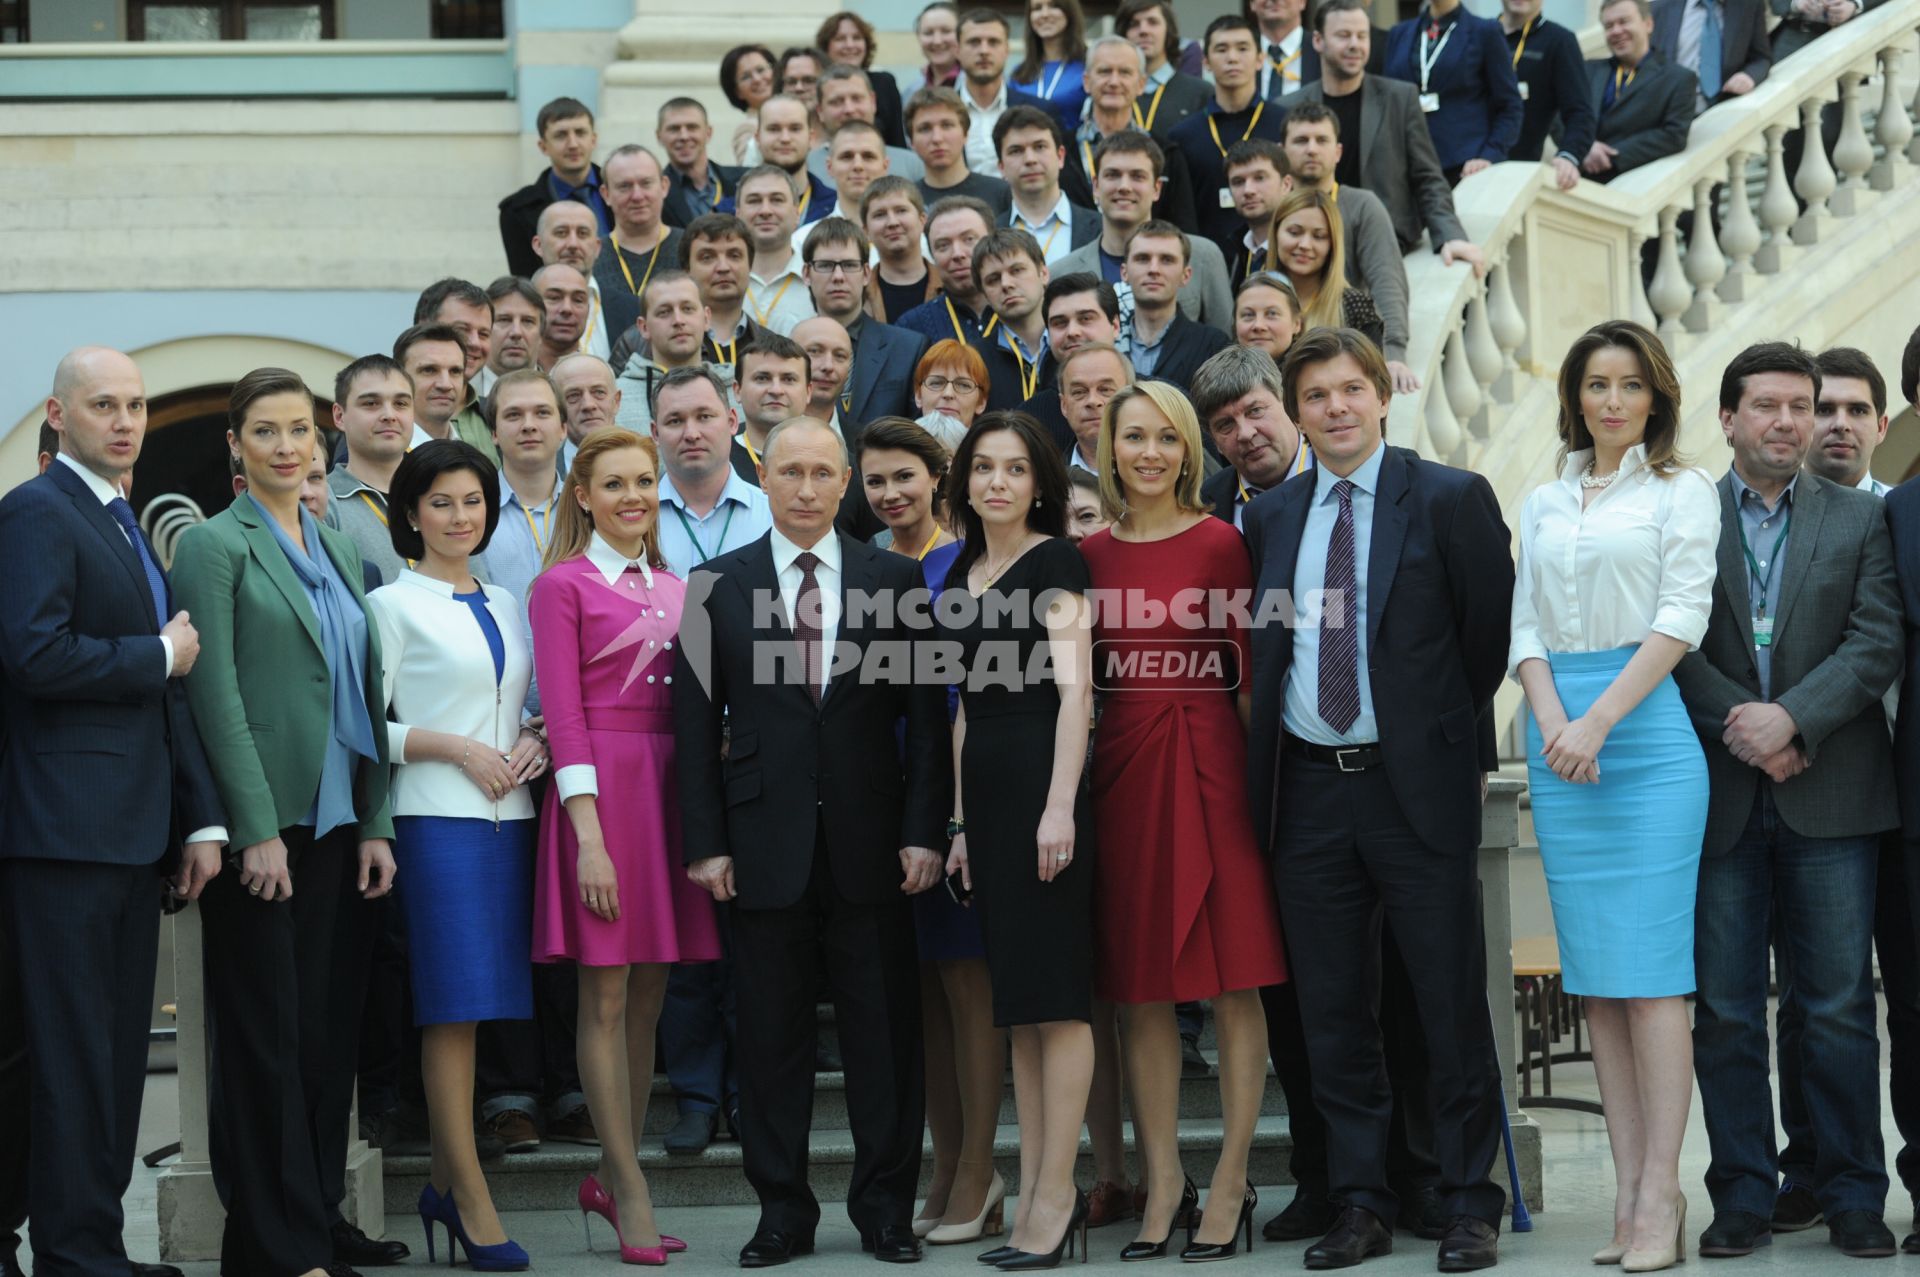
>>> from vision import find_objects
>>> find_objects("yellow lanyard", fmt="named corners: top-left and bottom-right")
top-left (1268, 45), bottom-right (1301, 89)
top-left (1509, 15), bottom-right (1535, 67)
top-left (1080, 137), bottom-right (1097, 178)
top-left (1326, 179), bottom-right (1340, 204)
top-left (707, 334), bottom-right (738, 366)
top-left (1206, 102), bottom-right (1265, 159)
top-left (1614, 64), bottom-right (1636, 94)
top-left (1039, 219), bottom-right (1064, 258)
top-left (749, 275), bottom-right (797, 327)
top-left (1006, 337), bottom-right (1040, 399)
top-left (740, 434), bottom-right (761, 468)
top-left (610, 230), bottom-right (665, 299)
top-left (1132, 84), bottom-right (1168, 133)
top-left (945, 296), bottom-right (997, 345)
top-left (579, 288), bottom-right (601, 350)
top-left (357, 491), bottom-right (414, 567)
top-left (1238, 478), bottom-right (1252, 504)
top-left (518, 499), bottom-right (551, 552)
top-left (913, 528), bottom-right (943, 560)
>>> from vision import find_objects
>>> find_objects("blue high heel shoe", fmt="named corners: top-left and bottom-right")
top-left (419, 1181), bottom-right (531, 1271)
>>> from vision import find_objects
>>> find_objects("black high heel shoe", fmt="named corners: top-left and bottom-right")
top-left (998, 1188), bottom-right (1090, 1269)
top-left (977, 1245), bottom-right (1020, 1264)
top-left (1120, 1177), bottom-right (1200, 1262)
top-left (1179, 1184), bottom-right (1256, 1262)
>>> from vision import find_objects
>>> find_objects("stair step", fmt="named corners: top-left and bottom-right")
top-left (385, 1116), bottom-right (1303, 1213)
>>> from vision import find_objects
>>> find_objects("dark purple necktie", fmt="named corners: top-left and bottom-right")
top-left (1317, 480), bottom-right (1361, 734)
top-left (792, 551), bottom-right (823, 705)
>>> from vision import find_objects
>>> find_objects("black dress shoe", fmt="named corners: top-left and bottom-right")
top-left (1436, 1216), bottom-right (1498, 1272)
top-left (1305, 1205), bottom-right (1394, 1269)
top-left (325, 1263), bottom-right (366, 1277)
top-left (741, 1227), bottom-right (816, 1267)
top-left (1827, 1210), bottom-right (1897, 1258)
top-left (663, 1108), bottom-right (719, 1155)
top-left (1399, 1184), bottom-right (1448, 1241)
top-left (862, 1223), bottom-right (924, 1263)
top-left (1697, 1209), bottom-right (1771, 1256)
top-left (330, 1219), bottom-right (410, 1266)
top-left (1265, 1189), bottom-right (1341, 1242)
top-left (1902, 1229), bottom-right (1918, 1255)
top-left (131, 1264), bottom-right (185, 1277)
top-left (1180, 1034), bottom-right (1212, 1077)
top-left (1771, 1180), bottom-right (1823, 1232)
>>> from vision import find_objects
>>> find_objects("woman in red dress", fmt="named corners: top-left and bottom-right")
top-left (1078, 381), bottom-right (1288, 1263)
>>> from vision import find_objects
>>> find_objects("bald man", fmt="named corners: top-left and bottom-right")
top-left (0, 349), bottom-right (226, 1277)
top-left (790, 316), bottom-right (856, 440)
top-left (533, 263), bottom-right (594, 371)
top-left (673, 415), bottom-right (949, 1267)
top-left (534, 201), bottom-right (611, 362)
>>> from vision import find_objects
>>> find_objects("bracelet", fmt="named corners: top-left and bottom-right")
top-left (946, 817), bottom-right (966, 839)
top-left (462, 740), bottom-right (471, 770)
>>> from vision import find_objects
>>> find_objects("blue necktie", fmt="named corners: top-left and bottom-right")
top-left (1318, 480), bottom-right (1361, 734)
top-left (1698, 1), bottom-right (1723, 99)
top-left (106, 496), bottom-right (168, 629)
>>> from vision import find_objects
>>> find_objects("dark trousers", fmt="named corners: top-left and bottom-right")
top-left (729, 829), bottom-right (923, 1237)
top-left (0, 868), bottom-right (26, 1273)
top-left (356, 892), bottom-right (422, 1118)
top-left (662, 915), bottom-right (740, 1118)
top-left (2, 857), bottom-right (160, 1277)
top-left (201, 826), bottom-right (366, 1276)
top-left (1694, 788), bottom-right (1886, 1219)
top-left (1777, 828), bottom-right (1919, 1199)
top-left (1274, 759), bottom-right (1506, 1228)
top-left (475, 964), bottom-right (584, 1119)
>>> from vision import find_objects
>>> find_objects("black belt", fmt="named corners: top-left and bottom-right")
top-left (1283, 733), bottom-right (1383, 772)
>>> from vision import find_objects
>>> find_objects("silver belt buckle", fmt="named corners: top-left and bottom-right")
top-left (1334, 746), bottom-right (1368, 773)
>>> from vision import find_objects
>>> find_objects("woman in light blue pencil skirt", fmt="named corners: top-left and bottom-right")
top-left (1510, 321), bottom-right (1721, 1273)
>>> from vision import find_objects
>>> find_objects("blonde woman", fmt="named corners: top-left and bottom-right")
top-left (1268, 189), bottom-right (1383, 353)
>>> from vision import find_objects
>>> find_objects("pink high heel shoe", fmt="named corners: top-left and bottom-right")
top-left (578, 1173), bottom-right (688, 1263)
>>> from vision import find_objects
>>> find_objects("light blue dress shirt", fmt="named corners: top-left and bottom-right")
top-left (1283, 443), bottom-right (1385, 746)
top-left (485, 470), bottom-right (566, 619)
top-left (656, 469), bottom-right (773, 579)
top-left (1729, 468), bottom-right (1796, 701)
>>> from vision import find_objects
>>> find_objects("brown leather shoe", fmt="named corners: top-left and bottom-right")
top-left (1086, 1179), bottom-right (1135, 1228)
top-left (482, 1108), bottom-right (541, 1154)
top-left (548, 1102), bottom-right (600, 1146)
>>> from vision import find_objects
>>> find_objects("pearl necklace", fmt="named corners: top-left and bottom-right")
top-left (1580, 462), bottom-right (1619, 489)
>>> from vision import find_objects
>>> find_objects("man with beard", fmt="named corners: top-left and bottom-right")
top-left (733, 96), bottom-right (836, 229)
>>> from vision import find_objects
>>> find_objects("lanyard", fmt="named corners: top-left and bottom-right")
top-left (610, 230), bottom-right (665, 298)
top-left (1418, 16), bottom-right (1458, 93)
top-left (1037, 61), bottom-right (1069, 100)
top-left (707, 333), bottom-right (738, 366)
top-left (1080, 136), bottom-right (1097, 177)
top-left (357, 490), bottom-right (414, 567)
top-left (1738, 505), bottom-right (1792, 616)
top-left (749, 275), bottom-right (797, 327)
top-left (1206, 103), bottom-right (1265, 159)
top-left (945, 295), bottom-right (997, 345)
top-left (1267, 43), bottom-right (1301, 95)
top-left (1132, 83), bottom-right (1168, 132)
top-left (671, 500), bottom-right (737, 564)
top-left (1509, 14), bottom-right (1536, 67)
top-left (840, 358), bottom-right (857, 414)
top-left (739, 434), bottom-right (761, 468)
top-left (797, 184), bottom-right (813, 220)
top-left (912, 527), bottom-right (943, 560)
top-left (1613, 63), bottom-right (1636, 96)
top-left (1005, 337), bottom-right (1041, 399)
top-left (518, 499), bottom-right (551, 552)
top-left (579, 287), bottom-right (601, 350)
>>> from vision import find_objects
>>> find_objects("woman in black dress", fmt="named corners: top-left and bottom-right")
top-left (939, 412), bottom-right (1095, 1270)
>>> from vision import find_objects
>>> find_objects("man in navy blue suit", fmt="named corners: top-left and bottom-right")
top-left (1243, 328), bottom-right (1513, 1271)
top-left (0, 347), bottom-right (227, 1277)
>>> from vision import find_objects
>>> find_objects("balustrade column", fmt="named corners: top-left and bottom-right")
top-left (1681, 177), bottom-right (1727, 331)
top-left (1486, 254), bottom-right (1527, 402)
top-left (1792, 95), bottom-right (1838, 242)
top-left (1442, 324), bottom-right (1485, 445)
top-left (1462, 287), bottom-right (1502, 428)
top-left (1424, 372), bottom-right (1466, 463)
top-left (1717, 148), bottom-right (1762, 302)
top-left (1754, 123), bottom-right (1798, 273)
top-left (1873, 45), bottom-right (1912, 190)
top-left (1628, 229), bottom-right (1657, 329)
top-left (1829, 70), bottom-right (1874, 214)
top-left (1646, 206), bottom-right (1691, 344)
top-left (1910, 23), bottom-right (1920, 164)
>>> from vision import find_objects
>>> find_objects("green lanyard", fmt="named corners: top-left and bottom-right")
top-left (671, 500), bottom-right (736, 565)
top-left (1737, 504), bottom-right (1790, 642)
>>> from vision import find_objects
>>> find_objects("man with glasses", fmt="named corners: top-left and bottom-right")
top-left (802, 218), bottom-right (928, 437)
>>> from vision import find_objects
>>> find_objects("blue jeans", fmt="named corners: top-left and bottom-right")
top-left (1694, 788), bottom-right (1887, 1219)
top-left (661, 915), bottom-right (739, 1118)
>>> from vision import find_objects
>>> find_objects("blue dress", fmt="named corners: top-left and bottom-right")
top-left (394, 590), bottom-right (536, 1024)
top-left (904, 539), bottom-right (984, 962)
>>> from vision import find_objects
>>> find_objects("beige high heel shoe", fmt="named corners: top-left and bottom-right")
top-left (1593, 1239), bottom-right (1629, 1264)
top-left (928, 1169), bottom-right (1007, 1245)
top-left (1622, 1194), bottom-right (1687, 1273)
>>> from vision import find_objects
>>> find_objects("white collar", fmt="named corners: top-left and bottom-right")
top-left (1243, 225), bottom-right (1266, 253)
top-left (56, 451), bottom-right (123, 504)
top-left (500, 468), bottom-right (565, 511)
top-left (1069, 443), bottom-right (1097, 471)
top-left (970, 77), bottom-right (1010, 113)
top-left (585, 530), bottom-right (655, 587)
top-left (409, 423), bottom-right (437, 450)
top-left (1559, 442), bottom-right (1650, 487)
top-left (1273, 26), bottom-right (1303, 54)
top-left (771, 527), bottom-right (842, 576)
top-left (658, 467), bottom-right (759, 514)
top-left (397, 568), bottom-right (485, 599)
top-left (1014, 191), bottom-right (1074, 231)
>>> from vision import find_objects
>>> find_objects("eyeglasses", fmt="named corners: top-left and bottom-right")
top-left (922, 375), bottom-right (979, 395)
top-left (808, 258), bottom-right (865, 277)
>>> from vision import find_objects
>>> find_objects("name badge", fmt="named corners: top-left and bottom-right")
top-left (1754, 615), bottom-right (1774, 648)
top-left (1419, 92), bottom-right (1441, 113)
top-left (1518, 81), bottom-right (1530, 101)
top-left (1219, 186), bottom-right (1236, 209)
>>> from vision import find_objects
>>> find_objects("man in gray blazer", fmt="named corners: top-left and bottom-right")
top-left (1050, 128), bottom-right (1235, 331)
top-left (1673, 342), bottom-right (1903, 1261)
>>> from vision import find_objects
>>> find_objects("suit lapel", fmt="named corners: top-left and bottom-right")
top-left (847, 323), bottom-right (883, 424)
top-left (1770, 476), bottom-right (1823, 637)
top-left (1365, 446), bottom-right (1410, 653)
top-left (820, 533), bottom-right (880, 712)
top-left (48, 462), bottom-right (156, 628)
top-left (1360, 84), bottom-right (1387, 176)
top-left (1714, 473), bottom-right (1755, 651)
top-left (233, 496), bottom-right (324, 654)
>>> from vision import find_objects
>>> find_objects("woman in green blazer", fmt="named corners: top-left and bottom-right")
top-left (172, 367), bottom-right (397, 1277)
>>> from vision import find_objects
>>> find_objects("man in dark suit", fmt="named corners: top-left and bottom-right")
top-left (1121, 221), bottom-right (1233, 394)
top-left (1884, 327), bottom-right (1920, 1258)
top-left (1118, 0), bottom-right (1217, 133)
top-left (1672, 342), bottom-right (1904, 1261)
top-left (1651, 0), bottom-right (1770, 113)
top-left (1500, 0), bottom-right (1597, 189)
top-left (498, 96), bottom-right (611, 278)
top-left (1062, 39), bottom-right (1202, 233)
top-left (1581, 0), bottom-right (1699, 180)
top-left (0, 348), bottom-right (227, 1277)
top-left (1246, 0), bottom-right (1390, 99)
top-left (1193, 346), bottom-right (1313, 531)
top-left (1244, 328), bottom-right (1513, 1271)
top-left (993, 106), bottom-right (1100, 265)
top-left (801, 217), bottom-right (930, 437)
top-left (674, 417), bottom-right (950, 1267)
top-left (658, 97), bottom-right (744, 229)
top-left (1283, 0), bottom-right (1486, 269)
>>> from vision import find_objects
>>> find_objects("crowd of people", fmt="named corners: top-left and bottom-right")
top-left (0, 2), bottom-right (1915, 1276)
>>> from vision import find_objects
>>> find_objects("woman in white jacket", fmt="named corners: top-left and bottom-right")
top-left (367, 440), bottom-right (548, 1271)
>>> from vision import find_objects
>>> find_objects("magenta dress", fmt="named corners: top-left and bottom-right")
top-left (529, 556), bottom-right (723, 967)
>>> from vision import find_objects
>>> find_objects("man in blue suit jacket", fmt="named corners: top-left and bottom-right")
top-left (0, 348), bottom-right (227, 1277)
top-left (800, 216), bottom-right (931, 439)
top-left (1243, 327), bottom-right (1513, 1271)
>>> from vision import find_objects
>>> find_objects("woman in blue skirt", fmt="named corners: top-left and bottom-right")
top-left (1510, 321), bottom-right (1720, 1273)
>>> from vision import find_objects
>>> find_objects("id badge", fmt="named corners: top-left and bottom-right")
top-left (1219, 186), bottom-right (1235, 209)
top-left (1754, 615), bottom-right (1774, 648)
top-left (1419, 92), bottom-right (1441, 113)
top-left (1518, 81), bottom-right (1530, 101)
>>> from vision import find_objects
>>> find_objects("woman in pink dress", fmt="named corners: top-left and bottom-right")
top-left (529, 428), bottom-right (723, 1265)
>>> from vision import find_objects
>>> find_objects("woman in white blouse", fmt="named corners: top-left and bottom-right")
top-left (1509, 321), bottom-right (1720, 1274)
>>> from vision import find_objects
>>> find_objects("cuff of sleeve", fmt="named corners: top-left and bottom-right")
top-left (386, 722), bottom-right (413, 760)
top-left (1555, 151), bottom-right (1580, 164)
top-left (554, 764), bottom-right (598, 801)
top-left (1507, 639), bottom-right (1550, 683)
top-left (184, 826), bottom-right (228, 847)
top-left (1650, 612), bottom-right (1710, 652)
top-left (159, 634), bottom-right (174, 678)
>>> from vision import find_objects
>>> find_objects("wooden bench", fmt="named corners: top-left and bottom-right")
top-left (1513, 935), bottom-right (1602, 1116)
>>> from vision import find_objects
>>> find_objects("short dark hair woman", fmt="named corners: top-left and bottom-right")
top-left (816, 10), bottom-right (908, 146)
top-left (172, 367), bottom-right (397, 1277)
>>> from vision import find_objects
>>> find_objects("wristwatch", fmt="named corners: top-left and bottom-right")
top-left (946, 817), bottom-right (966, 840)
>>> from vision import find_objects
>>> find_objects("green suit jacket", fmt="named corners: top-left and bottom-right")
top-left (171, 496), bottom-right (393, 850)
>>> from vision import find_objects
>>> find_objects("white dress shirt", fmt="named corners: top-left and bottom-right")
top-left (1259, 26), bottom-right (1305, 101)
top-left (771, 528), bottom-right (842, 699)
top-left (1508, 444), bottom-right (1720, 679)
top-left (964, 77), bottom-right (1013, 174)
top-left (1857, 472), bottom-right (1891, 497)
top-left (56, 453), bottom-right (229, 849)
top-left (746, 261), bottom-right (814, 336)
